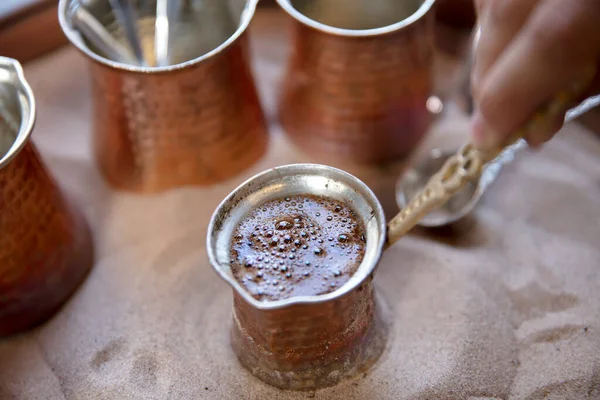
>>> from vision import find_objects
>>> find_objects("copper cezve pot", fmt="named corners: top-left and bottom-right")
top-left (0, 57), bottom-right (93, 337)
top-left (58, 0), bottom-right (267, 193)
top-left (207, 164), bottom-right (391, 390)
top-left (276, 0), bottom-right (436, 164)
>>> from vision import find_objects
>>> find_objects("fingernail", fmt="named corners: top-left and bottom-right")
top-left (526, 124), bottom-right (547, 149)
top-left (471, 111), bottom-right (497, 150)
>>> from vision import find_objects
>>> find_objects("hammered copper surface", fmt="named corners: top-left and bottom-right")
top-left (278, 4), bottom-right (435, 163)
top-left (0, 143), bottom-right (93, 337)
top-left (231, 279), bottom-right (388, 390)
top-left (89, 34), bottom-right (267, 192)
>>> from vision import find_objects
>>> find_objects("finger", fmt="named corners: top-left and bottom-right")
top-left (525, 113), bottom-right (565, 148)
top-left (473, 0), bottom-right (600, 150)
top-left (472, 0), bottom-right (539, 99)
top-left (528, 65), bottom-right (600, 147)
top-left (474, 0), bottom-right (487, 18)
top-left (576, 60), bottom-right (600, 102)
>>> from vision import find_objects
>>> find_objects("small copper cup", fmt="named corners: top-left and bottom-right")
top-left (58, 0), bottom-right (267, 193)
top-left (207, 164), bottom-right (389, 390)
top-left (276, 0), bottom-right (436, 164)
top-left (0, 57), bottom-right (93, 337)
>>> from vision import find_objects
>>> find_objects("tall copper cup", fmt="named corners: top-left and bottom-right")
top-left (276, 0), bottom-right (436, 164)
top-left (0, 57), bottom-right (93, 337)
top-left (58, 0), bottom-right (267, 193)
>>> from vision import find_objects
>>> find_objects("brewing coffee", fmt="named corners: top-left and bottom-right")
top-left (230, 195), bottom-right (366, 301)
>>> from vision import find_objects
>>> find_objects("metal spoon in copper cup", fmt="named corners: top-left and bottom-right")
top-left (397, 24), bottom-right (600, 228)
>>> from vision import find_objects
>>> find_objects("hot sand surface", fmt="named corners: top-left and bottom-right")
top-left (0, 10), bottom-right (599, 400)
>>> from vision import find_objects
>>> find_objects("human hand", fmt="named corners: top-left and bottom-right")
top-left (470, 0), bottom-right (600, 150)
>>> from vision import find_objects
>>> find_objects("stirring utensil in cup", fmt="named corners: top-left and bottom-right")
top-left (389, 67), bottom-right (598, 240)
top-left (396, 94), bottom-right (600, 228)
top-left (396, 23), bottom-right (599, 229)
top-left (66, 0), bottom-right (185, 67)
top-left (108, 0), bottom-right (147, 66)
top-left (66, 1), bottom-right (138, 64)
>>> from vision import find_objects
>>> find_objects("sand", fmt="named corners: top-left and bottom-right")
top-left (0, 9), bottom-right (599, 400)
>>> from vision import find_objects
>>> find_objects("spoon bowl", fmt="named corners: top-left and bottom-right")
top-left (396, 148), bottom-right (480, 227)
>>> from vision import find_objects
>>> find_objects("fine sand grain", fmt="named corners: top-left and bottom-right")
top-left (0, 10), bottom-right (599, 400)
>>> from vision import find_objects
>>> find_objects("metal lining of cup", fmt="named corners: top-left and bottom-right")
top-left (207, 164), bottom-right (388, 390)
top-left (276, 0), bottom-right (435, 36)
top-left (58, 0), bottom-right (259, 71)
top-left (291, 0), bottom-right (423, 30)
top-left (0, 57), bottom-right (35, 169)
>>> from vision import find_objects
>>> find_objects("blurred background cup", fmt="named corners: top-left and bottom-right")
top-left (0, 57), bottom-right (93, 337)
top-left (275, 0), bottom-right (436, 164)
top-left (58, 0), bottom-right (267, 193)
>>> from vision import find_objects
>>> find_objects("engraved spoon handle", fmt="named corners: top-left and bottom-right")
top-left (154, 0), bottom-right (170, 67)
top-left (154, 0), bottom-right (181, 67)
top-left (67, 3), bottom-right (137, 65)
top-left (386, 72), bottom-right (598, 247)
top-left (477, 138), bottom-right (527, 193)
top-left (108, 0), bottom-right (147, 66)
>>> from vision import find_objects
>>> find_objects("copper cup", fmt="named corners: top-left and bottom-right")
top-left (276, 0), bottom-right (436, 164)
top-left (58, 0), bottom-right (267, 193)
top-left (207, 164), bottom-right (389, 390)
top-left (0, 57), bottom-right (93, 337)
